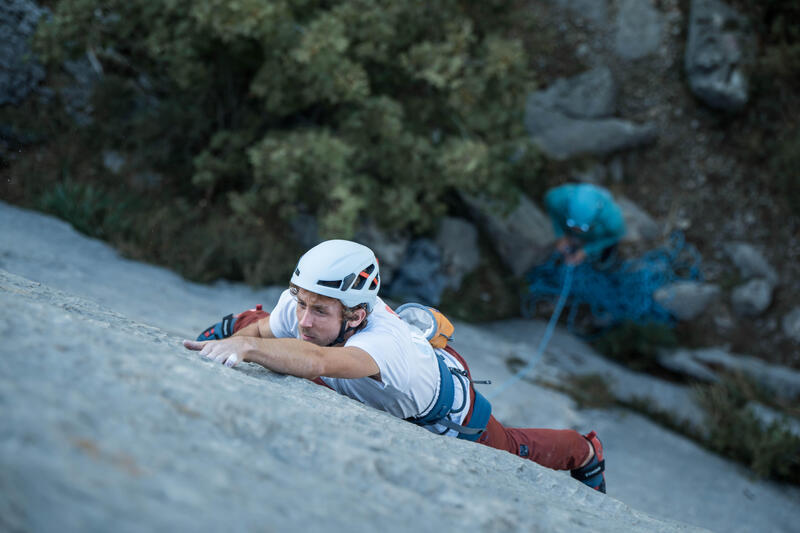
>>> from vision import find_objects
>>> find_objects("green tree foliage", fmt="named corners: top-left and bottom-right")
top-left (34, 0), bottom-right (541, 249)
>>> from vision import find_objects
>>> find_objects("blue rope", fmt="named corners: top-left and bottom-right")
top-left (485, 265), bottom-right (574, 401)
top-left (522, 231), bottom-right (703, 332)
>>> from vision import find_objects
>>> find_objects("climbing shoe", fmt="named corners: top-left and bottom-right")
top-left (196, 313), bottom-right (237, 341)
top-left (571, 430), bottom-right (605, 493)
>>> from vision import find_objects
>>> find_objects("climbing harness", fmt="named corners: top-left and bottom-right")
top-left (406, 351), bottom-right (492, 440)
top-left (485, 265), bottom-right (575, 401)
top-left (397, 304), bottom-right (492, 440)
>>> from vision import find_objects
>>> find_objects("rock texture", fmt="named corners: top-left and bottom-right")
top-left (524, 66), bottom-right (658, 160)
top-left (0, 0), bottom-right (47, 106)
top-left (460, 193), bottom-right (554, 276)
top-left (2, 201), bottom-right (800, 532)
top-left (615, 0), bottom-right (664, 60)
top-left (654, 280), bottom-right (721, 321)
top-left (685, 0), bottom-right (754, 111)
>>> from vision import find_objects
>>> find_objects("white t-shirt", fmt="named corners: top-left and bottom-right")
top-left (269, 289), bottom-right (471, 435)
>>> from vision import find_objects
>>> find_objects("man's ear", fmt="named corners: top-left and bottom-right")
top-left (348, 308), bottom-right (367, 328)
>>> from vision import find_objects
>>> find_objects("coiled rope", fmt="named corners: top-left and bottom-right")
top-left (522, 232), bottom-right (703, 332)
top-left (484, 232), bottom-right (702, 400)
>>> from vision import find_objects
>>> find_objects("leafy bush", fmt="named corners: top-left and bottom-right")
top-left (31, 0), bottom-right (543, 282)
top-left (36, 179), bottom-right (138, 240)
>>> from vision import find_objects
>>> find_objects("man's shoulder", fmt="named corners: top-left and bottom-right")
top-left (362, 299), bottom-right (406, 333)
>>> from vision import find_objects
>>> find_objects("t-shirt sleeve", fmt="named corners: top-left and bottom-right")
top-left (268, 289), bottom-right (299, 339)
top-left (344, 322), bottom-right (412, 391)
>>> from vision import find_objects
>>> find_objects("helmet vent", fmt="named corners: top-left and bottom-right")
top-left (340, 273), bottom-right (356, 291)
top-left (350, 264), bottom-right (376, 291)
top-left (317, 280), bottom-right (341, 289)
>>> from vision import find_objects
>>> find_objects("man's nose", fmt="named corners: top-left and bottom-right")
top-left (298, 308), bottom-right (313, 327)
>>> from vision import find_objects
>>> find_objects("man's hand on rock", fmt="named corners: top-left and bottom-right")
top-left (183, 337), bottom-right (250, 368)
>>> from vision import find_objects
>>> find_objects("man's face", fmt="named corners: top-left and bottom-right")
top-left (295, 288), bottom-right (344, 346)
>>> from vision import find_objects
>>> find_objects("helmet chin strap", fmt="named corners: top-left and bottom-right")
top-left (327, 320), bottom-right (359, 347)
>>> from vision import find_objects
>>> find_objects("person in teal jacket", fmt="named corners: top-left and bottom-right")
top-left (544, 183), bottom-right (626, 266)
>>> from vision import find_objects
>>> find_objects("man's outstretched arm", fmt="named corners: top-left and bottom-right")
top-left (182, 337), bottom-right (380, 380)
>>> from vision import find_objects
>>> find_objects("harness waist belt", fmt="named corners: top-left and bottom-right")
top-left (408, 353), bottom-right (492, 440)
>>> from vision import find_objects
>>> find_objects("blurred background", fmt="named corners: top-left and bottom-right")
top-left (1, 0), bottom-right (798, 486)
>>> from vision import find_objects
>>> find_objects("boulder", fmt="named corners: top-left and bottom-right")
top-left (0, 0), bottom-right (47, 106)
top-left (386, 238), bottom-right (447, 306)
top-left (731, 278), bottom-right (772, 317)
top-left (659, 347), bottom-right (800, 401)
top-left (460, 193), bottom-right (553, 277)
top-left (685, 0), bottom-right (754, 112)
top-left (615, 0), bottom-right (664, 60)
top-left (434, 217), bottom-right (480, 291)
top-left (653, 280), bottom-right (720, 321)
top-left (525, 70), bottom-right (658, 160)
top-left (616, 195), bottom-right (661, 244)
top-left (723, 241), bottom-right (778, 286)
top-left (535, 66), bottom-right (617, 119)
top-left (525, 114), bottom-right (658, 161)
top-left (354, 222), bottom-right (410, 286)
top-left (782, 307), bottom-right (800, 343)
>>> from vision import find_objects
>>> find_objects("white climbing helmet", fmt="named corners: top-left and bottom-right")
top-left (290, 240), bottom-right (380, 312)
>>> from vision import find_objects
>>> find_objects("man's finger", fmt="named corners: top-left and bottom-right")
top-left (183, 339), bottom-right (208, 351)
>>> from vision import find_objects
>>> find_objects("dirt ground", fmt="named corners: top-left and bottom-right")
top-left (524, 0), bottom-right (799, 368)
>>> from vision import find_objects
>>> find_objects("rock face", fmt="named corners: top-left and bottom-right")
top-left (685, 0), bottom-right (754, 112)
top-left (731, 278), bottom-right (773, 317)
top-left (386, 238), bottom-right (447, 305)
top-left (654, 280), bottom-right (721, 321)
top-left (435, 216), bottom-right (480, 290)
top-left (615, 0), bottom-right (664, 60)
top-left (460, 193), bottom-right (554, 277)
top-left (724, 241), bottom-right (778, 286)
top-left (0, 271), bottom-right (700, 533)
top-left (616, 195), bottom-right (661, 244)
top-left (524, 67), bottom-right (658, 160)
top-left (658, 346), bottom-right (800, 401)
top-left (0, 0), bottom-right (47, 106)
top-left (354, 222), bottom-right (410, 286)
top-left (4, 201), bottom-right (800, 533)
top-left (783, 307), bottom-right (800, 343)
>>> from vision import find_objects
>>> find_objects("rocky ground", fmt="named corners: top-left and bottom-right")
top-left (3, 202), bottom-right (800, 532)
top-left (527, 0), bottom-right (799, 368)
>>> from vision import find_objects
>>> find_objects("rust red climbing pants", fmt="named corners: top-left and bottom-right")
top-left (442, 346), bottom-right (590, 471)
top-left (477, 415), bottom-right (590, 470)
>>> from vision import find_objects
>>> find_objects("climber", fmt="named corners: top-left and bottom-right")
top-left (183, 240), bottom-right (606, 493)
top-left (544, 183), bottom-right (626, 267)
